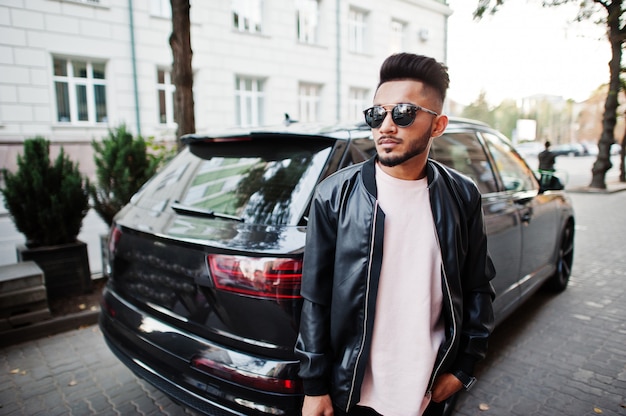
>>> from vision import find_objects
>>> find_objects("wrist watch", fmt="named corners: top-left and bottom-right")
top-left (453, 370), bottom-right (477, 391)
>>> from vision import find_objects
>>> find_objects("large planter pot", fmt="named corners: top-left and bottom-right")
top-left (16, 240), bottom-right (92, 299)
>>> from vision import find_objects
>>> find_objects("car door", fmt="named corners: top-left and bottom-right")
top-left (481, 132), bottom-right (559, 302)
top-left (431, 130), bottom-right (522, 323)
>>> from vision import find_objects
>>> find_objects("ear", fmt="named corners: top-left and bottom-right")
top-left (431, 114), bottom-right (448, 138)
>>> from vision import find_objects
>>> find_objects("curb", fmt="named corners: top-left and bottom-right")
top-left (0, 308), bottom-right (100, 348)
top-left (567, 182), bottom-right (626, 194)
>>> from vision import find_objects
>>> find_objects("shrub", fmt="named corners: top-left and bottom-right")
top-left (0, 137), bottom-right (90, 247)
top-left (89, 124), bottom-right (163, 226)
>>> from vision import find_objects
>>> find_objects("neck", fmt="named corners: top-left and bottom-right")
top-left (377, 156), bottom-right (427, 180)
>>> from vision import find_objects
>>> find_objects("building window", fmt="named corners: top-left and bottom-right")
top-left (232, 0), bottom-right (263, 33)
top-left (235, 76), bottom-right (265, 127)
top-left (150, 0), bottom-right (171, 18)
top-left (296, 0), bottom-right (319, 44)
top-left (53, 58), bottom-right (107, 124)
top-left (157, 69), bottom-right (176, 125)
top-left (348, 87), bottom-right (369, 122)
top-left (298, 83), bottom-right (321, 123)
top-left (389, 19), bottom-right (406, 53)
top-left (348, 7), bottom-right (367, 53)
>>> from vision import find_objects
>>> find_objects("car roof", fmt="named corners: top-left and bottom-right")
top-left (181, 121), bottom-right (369, 144)
top-left (181, 117), bottom-right (492, 145)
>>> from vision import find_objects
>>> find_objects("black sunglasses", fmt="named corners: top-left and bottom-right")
top-left (363, 103), bottom-right (438, 129)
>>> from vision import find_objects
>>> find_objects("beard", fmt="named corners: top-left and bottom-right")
top-left (377, 130), bottom-right (431, 167)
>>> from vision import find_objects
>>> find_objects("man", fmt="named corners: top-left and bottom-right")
top-left (295, 53), bottom-right (496, 416)
top-left (538, 141), bottom-right (556, 172)
top-left (537, 141), bottom-right (562, 190)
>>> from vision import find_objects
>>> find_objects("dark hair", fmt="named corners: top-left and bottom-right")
top-left (378, 53), bottom-right (450, 103)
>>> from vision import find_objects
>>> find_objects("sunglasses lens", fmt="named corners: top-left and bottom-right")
top-left (392, 104), bottom-right (417, 127)
top-left (364, 107), bottom-right (385, 128)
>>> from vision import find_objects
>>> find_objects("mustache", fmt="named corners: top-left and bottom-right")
top-left (377, 135), bottom-right (402, 144)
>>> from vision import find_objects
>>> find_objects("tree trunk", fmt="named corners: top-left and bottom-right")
top-left (619, 132), bottom-right (626, 182)
top-left (170, 0), bottom-right (195, 150)
top-left (589, 1), bottom-right (622, 189)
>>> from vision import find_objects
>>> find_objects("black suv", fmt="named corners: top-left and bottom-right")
top-left (99, 119), bottom-right (574, 415)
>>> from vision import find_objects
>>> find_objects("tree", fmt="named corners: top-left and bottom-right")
top-left (474, 0), bottom-right (625, 189)
top-left (461, 91), bottom-right (496, 125)
top-left (493, 99), bottom-right (520, 139)
top-left (170, 0), bottom-right (195, 149)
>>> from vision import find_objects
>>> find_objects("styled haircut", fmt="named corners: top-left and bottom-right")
top-left (378, 53), bottom-right (450, 104)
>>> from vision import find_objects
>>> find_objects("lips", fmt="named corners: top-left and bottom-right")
top-left (377, 136), bottom-right (401, 150)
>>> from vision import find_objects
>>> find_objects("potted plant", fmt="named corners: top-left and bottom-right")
top-left (0, 137), bottom-right (91, 298)
top-left (89, 125), bottom-right (167, 275)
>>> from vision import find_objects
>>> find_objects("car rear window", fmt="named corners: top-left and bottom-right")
top-left (136, 136), bottom-right (334, 226)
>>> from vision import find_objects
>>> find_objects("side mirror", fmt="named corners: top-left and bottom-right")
top-left (537, 170), bottom-right (566, 192)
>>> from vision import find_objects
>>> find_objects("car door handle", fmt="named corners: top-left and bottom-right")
top-left (520, 209), bottom-right (532, 223)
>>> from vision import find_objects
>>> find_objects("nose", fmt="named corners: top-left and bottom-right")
top-left (378, 110), bottom-right (397, 132)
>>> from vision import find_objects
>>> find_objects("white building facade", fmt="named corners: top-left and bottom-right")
top-left (0, 0), bottom-right (451, 175)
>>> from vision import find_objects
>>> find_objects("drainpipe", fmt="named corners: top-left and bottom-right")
top-left (335, 0), bottom-right (341, 122)
top-left (128, 0), bottom-right (141, 136)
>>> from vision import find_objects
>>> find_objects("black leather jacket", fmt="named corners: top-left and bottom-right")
top-left (295, 156), bottom-right (496, 412)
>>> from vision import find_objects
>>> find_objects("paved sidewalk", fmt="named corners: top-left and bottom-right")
top-left (454, 191), bottom-right (626, 416)
top-left (0, 324), bottom-right (191, 415)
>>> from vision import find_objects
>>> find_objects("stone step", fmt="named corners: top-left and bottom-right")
top-left (0, 262), bottom-right (51, 329)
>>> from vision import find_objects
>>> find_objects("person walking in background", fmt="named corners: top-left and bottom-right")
top-left (537, 141), bottom-right (562, 189)
top-left (538, 141), bottom-right (556, 172)
top-left (295, 53), bottom-right (496, 416)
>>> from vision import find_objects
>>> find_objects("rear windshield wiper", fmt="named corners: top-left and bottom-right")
top-left (171, 201), bottom-right (244, 222)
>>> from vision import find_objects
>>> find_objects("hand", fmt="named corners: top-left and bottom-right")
top-left (431, 372), bottom-right (463, 403)
top-left (302, 394), bottom-right (334, 416)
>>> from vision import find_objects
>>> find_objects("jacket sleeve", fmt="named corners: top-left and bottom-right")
top-left (453, 188), bottom-right (496, 376)
top-left (294, 184), bottom-right (337, 396)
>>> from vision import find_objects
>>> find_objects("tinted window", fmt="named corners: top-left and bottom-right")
top-left (136, 138), bottom-right (333, 226)
top-left (482, 132), bottom-right (538, 192)
top-left (431, 132), bottom-right (498, 194)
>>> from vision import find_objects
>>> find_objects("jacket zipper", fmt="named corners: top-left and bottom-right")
top-left (345, 200), bottom-right (379, 411)
top-left (426, 234), bottom-right (457, 393)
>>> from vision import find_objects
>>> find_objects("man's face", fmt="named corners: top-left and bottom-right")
top-left (372, 80), bottom-right (444, 168)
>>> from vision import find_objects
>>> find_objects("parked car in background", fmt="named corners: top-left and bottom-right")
top-left (99, 118), bottom-right (575, 416)
top-left (552, 143), bottom-right (587, 157)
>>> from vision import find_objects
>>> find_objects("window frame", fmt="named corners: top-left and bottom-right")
top-left (296, 0), bottom-right (320, 44)
top-left (53, 57), bottom-right (108, 125)
top-left (150, 0), bottom-right (171, 18)
top-left (389, 19), bottom-right (406, 54)
top-left (348, 7), bottom-right (368, 53)
top-left (348, 87), bottom-right (369, 122)
top-left (298, 82), bottom-right (322, 123)
top-left (232, 0), bottom-right (264, 34)
top-left (481, 131), bottom-right (539, 194)
top-left (157, 68), bottom-right (176, 125)
top-left (235, 76), bottom-right (265, 127)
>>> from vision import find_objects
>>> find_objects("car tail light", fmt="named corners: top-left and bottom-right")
top-left (191, 356), bottom-right (303, 394)
top-left (108, 225), bottom-right (122, 255)
top-left (207, 254), bottom-right (302, 300)
top-left (104, 225), bottom-right (122, 277)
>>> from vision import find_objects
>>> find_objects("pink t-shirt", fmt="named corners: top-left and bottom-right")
top-left (358, 164), bottom-right (445, 416)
